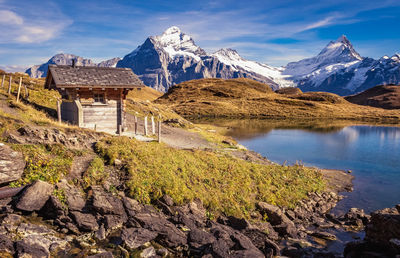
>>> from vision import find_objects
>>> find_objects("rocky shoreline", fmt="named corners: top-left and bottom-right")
top-left (1, 129), bottom-right (399, 257)
top-left (1, 174), bottom-right (395, 257)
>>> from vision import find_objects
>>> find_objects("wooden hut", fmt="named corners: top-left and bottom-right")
top-left (44, 63), bottom-right (144, 133)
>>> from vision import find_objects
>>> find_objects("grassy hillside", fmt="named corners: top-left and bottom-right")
top-left (345, 85), bottom-right (400, 109)
top-left (157, 78), bottom-right (400, 123)
top-left (0, 72), bottom-right (326, 219)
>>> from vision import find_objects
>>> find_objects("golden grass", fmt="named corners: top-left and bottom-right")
top-left (95, 136), bottom-right (325, 218)
top-left (156, 78), bottom-right (400, 123)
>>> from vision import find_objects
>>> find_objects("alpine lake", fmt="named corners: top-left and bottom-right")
top-left (196, 119), bottom-right (400, 215)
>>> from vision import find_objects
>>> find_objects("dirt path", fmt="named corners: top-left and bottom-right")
top-left (125, 113), bottom-right (212, 149)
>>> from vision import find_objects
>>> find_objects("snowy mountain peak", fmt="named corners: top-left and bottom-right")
top-left (152, 26), bottom-right (207, 58)
top-left (319, 35), bottom-right (362, 62)
top-left (162, 26), bottom-right (181, 35)
top-left (212, 48), bottom-right (243, 61)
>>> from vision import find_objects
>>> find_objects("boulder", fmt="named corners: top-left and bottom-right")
top-left (121, 227), bottom-right (158, 250)
top-left (16, 180), bottom-right (54, 212)
top-left (87, 251), bottom-right (114, 258)
top-left (122, 197), bottom-right (143, 217)
top-left (15, 239), bottom-right (49, 258)
top-left (133, 210), bottom-right (187, 248)
top-left (366, 206), bottom-right (400, 247)
top-left (104, 214), bottom-right (127, 231)
top-left (0, 234), bottom-right (14, 255)
top-left (60, 181), bottom-right (86, 211)
top-left (140, 246), bottom-right (156, 258)
top-left (92, 187), bottom-right (125, 216)
top-left (257, 202), bottom-right (297, 238)
top-left (41, 195), bottom-right (65, 219)
top-left (70, 211), bottom-right (99, 232)
top-left (188, 228), bottom-right (216, 249)
top-left (0, 143), bottom-right (25, 184)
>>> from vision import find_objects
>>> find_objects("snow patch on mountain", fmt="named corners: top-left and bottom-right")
top-left (212, 48), bottom-right (295, 88)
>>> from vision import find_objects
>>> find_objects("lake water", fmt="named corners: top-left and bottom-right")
top-left (209, 120), bottom-right (400, 213)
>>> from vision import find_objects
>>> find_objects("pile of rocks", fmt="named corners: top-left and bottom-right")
top-left (345, 204), bottom-right (400, 257)
top-left (0, 176), bottom-right (369, 257)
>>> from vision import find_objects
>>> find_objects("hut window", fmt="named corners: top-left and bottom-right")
top-left (94, 93), bottom-right (105, 103)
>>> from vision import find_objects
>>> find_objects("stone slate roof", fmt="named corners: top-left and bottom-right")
top-left (46, 65), bottom-right (144, 88)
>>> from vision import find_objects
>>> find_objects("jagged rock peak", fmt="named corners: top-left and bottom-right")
top-left (152, 26), bottom-right (207, 56)
top-left (319, 35), bottom-right (362, 61)
top-left (213, 48), bottom-right (243, 60)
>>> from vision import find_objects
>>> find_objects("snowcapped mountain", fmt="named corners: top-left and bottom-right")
top-left (285, 36), bottom-right (400, 95)
top-left (26, 54), bottom-right (120, 78)
top-left (26, 27), bottom-right (400, 95)
top-left (117, 26), bottom-right (291, 91)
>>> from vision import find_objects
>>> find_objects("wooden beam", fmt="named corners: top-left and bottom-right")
top-left (151, 116), bottom-right (155, 135)
top-left (158, 115), bottom-right (162, 143)
top-left (7, 75), bottom-right (12, 94)
top-left (57, 99), bottom-right (62, 123)
top-left (134, 115), bottom-right (138, 134)
top-left (16, 77), bottom-right (22, 102)
top-left (144, 116), bottom-right (148, 136)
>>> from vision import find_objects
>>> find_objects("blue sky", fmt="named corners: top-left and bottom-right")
top-left (0, 0), bottom-right (399, 71)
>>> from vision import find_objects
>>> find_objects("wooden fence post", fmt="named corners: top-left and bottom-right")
top-left (16, 77), bottom-right (22, 102)
top-left (1, 74), bottom-right (4, 89)
top-left (158, 115), bottom-right (162, 143)
top-left (57, 99), bottom-right (61, 123)
top-left (7, 76), bottom-right (12, 94)
top-left (134, 115), bottom-right (138, 134)
top-left (144, 116), bottom-right (148, 136)
top-left (24, 84), bottom-right (28, 98)
top-left (151, 116), bottom-right (155, 135)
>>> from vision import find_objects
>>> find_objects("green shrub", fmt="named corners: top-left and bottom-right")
top-left (82, 156), bottom-right (107, 188)
top-left (10, 144), bottom-right (75, 186)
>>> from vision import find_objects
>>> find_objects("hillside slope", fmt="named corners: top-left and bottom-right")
top-left (345, 85), bottom-right (400, 109)
top-left (156, 78), bottom-right (400, 122)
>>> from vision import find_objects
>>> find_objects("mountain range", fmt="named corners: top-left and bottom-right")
top-left (26, 26), bottom-right (400, 95)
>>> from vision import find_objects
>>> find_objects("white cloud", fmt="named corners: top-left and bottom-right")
top-left (0, 10), bottom-right (23, 25)
top-left (301, 16), bottom-right (335, 31)
top-left (0, 64), bottom-right (27, 72)
top-left (0, 8), bottom-right (71, 44)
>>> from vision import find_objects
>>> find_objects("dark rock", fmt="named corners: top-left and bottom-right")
top-left (188, 228), bottom-right (216, 249)
top-left (87, 251), bottom-right (114, 258)
top-left (41, 195), bottom-right (65, 219)
top-left (65, 222), bottom-right (80, 234)
top-left (15, 238), bottom-right (49, 258)
top-left (310, 231), bottom-right (337, 241)
top-left (365, 206), bottom-right (400, 251)
top-left (95, 225), bottom-right (106, 240)
top-left (134, 211), bottom-right (187, 248)
top-left (171, 199), bottom-right (207, 230)
top-left (256, 202), bottom-right (298, 238)
top-left (161, 194), bottom-right (174, 206)
top-left (122, 197), bottom-right (143, 217)
top-left (0, 234), bottom-right (14, 254)
top-left (210, 223), bottom-right (264, 258)
top-left (0, 143), bottom-right (25, 184)
top-left (241, 228), bottom-right (280, 256)
top-left (61, 181), bottom-right (86, 211)
top-left (140, 246), bottom-right (156, 258)
top-left (104, 214), bottom-right (128, 231)
top-left (121, 227), bottom-right (158, 250)
top-left (343, 208), bottom-right (370, 226)
top-left (92, 187), bottom-right (125, 216)
top-left (70, 211), bottom-right (99, 231)
top-left (16, 180), bottom-right (54, 212)
top-left (217, 216), bottom-right (249, 231)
